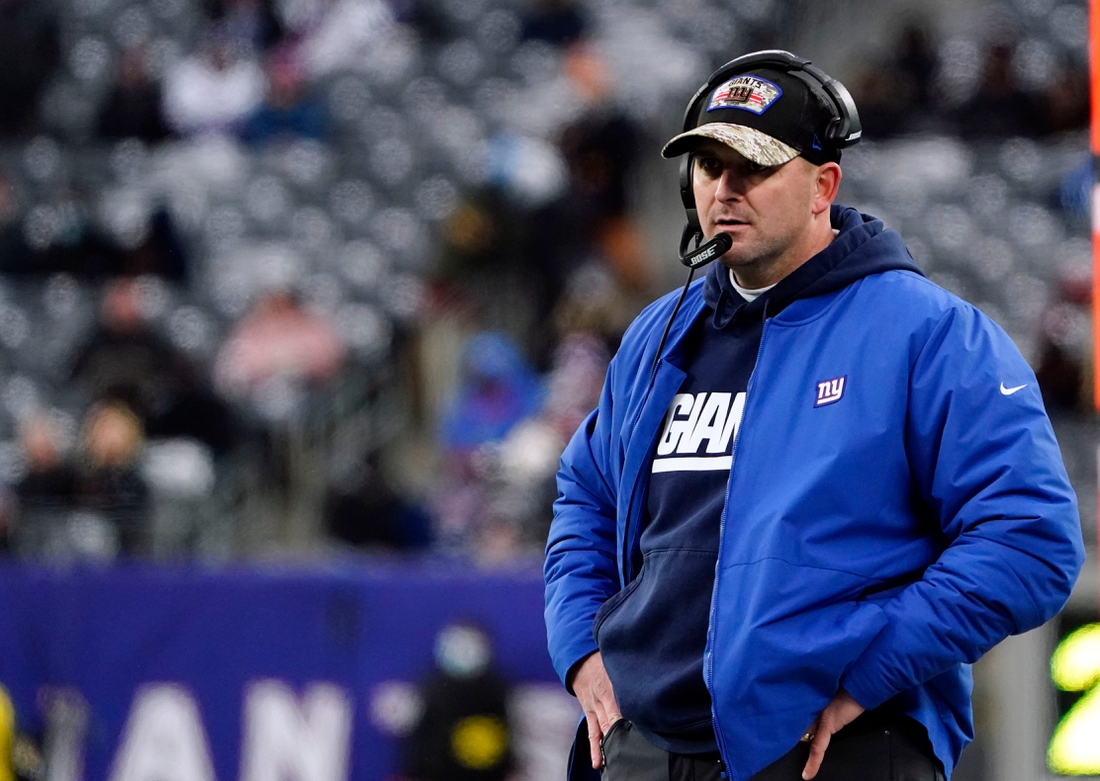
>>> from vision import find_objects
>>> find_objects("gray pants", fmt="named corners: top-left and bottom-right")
top-left (599, 714), bottom-right (944, 781)
top-left (600, 720), bottom-right (724, 781)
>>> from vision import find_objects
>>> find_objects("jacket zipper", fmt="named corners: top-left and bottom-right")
top-left (705, 317), bottom-right (770, 777)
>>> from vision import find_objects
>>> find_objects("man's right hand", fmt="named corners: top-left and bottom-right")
top-left (571, 652), bottom-right (621, 769)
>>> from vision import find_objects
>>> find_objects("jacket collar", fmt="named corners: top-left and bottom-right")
top-left (700, 205), bottom-right (922, 330)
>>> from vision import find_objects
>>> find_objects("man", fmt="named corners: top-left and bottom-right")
top-left (543, 51), bottom-right (1084, 781)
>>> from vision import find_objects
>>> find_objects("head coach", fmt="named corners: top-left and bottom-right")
top-left (543, 50), bottom-right (1084, 781)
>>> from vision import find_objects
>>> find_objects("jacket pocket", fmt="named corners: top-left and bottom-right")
top-left (592, 570), bottom-right (644, 642)
top-left (595, 549), bottom-right (719, 737)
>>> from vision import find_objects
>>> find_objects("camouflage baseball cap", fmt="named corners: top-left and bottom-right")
top-left (661, 67), bottom-right (841, 167)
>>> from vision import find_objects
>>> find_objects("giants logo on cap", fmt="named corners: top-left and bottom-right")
top-left (708, 76), bottom-right (782, 115)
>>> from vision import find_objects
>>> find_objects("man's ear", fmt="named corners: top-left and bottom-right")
top-left (812, 162), bottom-right (842, 215)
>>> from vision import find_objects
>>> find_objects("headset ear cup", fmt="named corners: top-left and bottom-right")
top-left (679, 154), bottom-right (698, 231)
top-left (819, 77), bottom-right (861, 146)
top-left (677, 154), bottom-right (695, 210)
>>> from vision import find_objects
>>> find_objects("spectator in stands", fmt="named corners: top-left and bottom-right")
top-left (13, 412), bottom-right (77, 540)
top-left (521, 0), bottom-right (587, 46)
top-left (438, 333), bottom-right (543, 456)
top-left (214, 290), bottom-right (345, 398)
top-left (202, 0), bottom-right (285, 53)
top-left (107, 206), bottom-right (190, 282)
top-left (956, 43), bottom-right (1040, 138)
top-left (551, 264), bottom-right (633, 356)
top-left (323, 455), bottom-right (431, 551)
top-left (1036, 270), bottom-right (1090, 411)
top-left (72, 278), bottom-right (184, 418)
top-left (430, 334), bottom-right (544, 555)
top-left (18, 186), bottom-right (123, 277)
top-left (1060, 158), bottom-right (1091, 227)
top-left (97, 47), bottom-right (173, 144)
top-left (559, 111), bottom-right (638, 231)
top-left (240, 44), bottom-right (329, 146)
top-left (13, 189), bottom-right (186, 279)
top-left (851, 20), bottom-right (939, 138)
top-left (76, 400), bottom-right (149, 555)
top-left (851, 67), bottom-right (909, 139)
top-left (480, 332), bottom-right (609, 550)
top-left (1038, 61), bottom-right (1089, 135)
top-left (894, 21), bottom-right (938, 112)
top-left (557, 100), bottom-right (648, 292)
top-left (163, 31), bottom-right (265, 137)
top-left (72, 278), bottom-right (235, 455)
top-left (540, 332), bottom-right (610, 442)
top-left (0, 0), bottom-right (60, 138)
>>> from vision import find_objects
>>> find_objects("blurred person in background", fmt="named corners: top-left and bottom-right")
top-left (401, 622), bottom-right (514, 781)
top-left (71, 277), bottom-right (185, 419)
top-left (213, 288), bottom-right (345, 511)
top-left (76, 400), bottom-right (148, 555)
top-left (851, 20), bottom-right (939, 138)
top-left (520, 0), bottom-right (587, 46)
top-left (12, 411), bottom-right (77, 553)
top-left (97, 47), bottom-right (173, 144)
top-left (240, 44), bottom-right (329, 147)
top-left (557, 76), bottom-right (648, 294)
top-left (435, 49), bottom-right (646, 370)
top-left (162, 31), bottom-right (265, 137)
top-left (893, 21), bottom-right (938, 112)
top-left (13, 185), bottom-right (119, 277)
top-left (1035, 269), bottom-right (1091, 412)
top-left (0, 0), bottom-right (60, 139)
top-left (72, 278), bottom-right (234, 455)
top-left (1, 178), bottom-right (185, 278)
top-left (431, 333), bottom-right (543, 554)
top-left (214, 289), bottom-right (345, 400)
top-left (1059, 157), bottom-right (1092, 229)
top-left (439, 333), bottom-right (543, 457)
top-left (105, 206), bottom-right (189, 282)
top-left (1036, 60), bottom-right (1089, 135)
top-left (545, 51), bottom-right (1083, 781)
top-left (323, 454), bottom-right (431, 551)
top-left (955, 42), bottom-right (1039, 138)
top-left (480, 332), bottom-right (609, 552)
top-left (201, 0), bottom-right (285, 54)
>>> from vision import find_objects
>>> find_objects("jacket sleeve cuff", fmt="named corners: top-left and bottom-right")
top-left (840, 658), bottom-right (897, 712)
top-left (563, 646), bottom-right (599, 696)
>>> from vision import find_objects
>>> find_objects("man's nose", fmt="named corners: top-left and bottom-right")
top-left (715, 168), bottom-right (747, 201)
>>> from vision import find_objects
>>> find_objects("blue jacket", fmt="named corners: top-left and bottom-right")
top-left (544, 206), bottom-right (1084, 781)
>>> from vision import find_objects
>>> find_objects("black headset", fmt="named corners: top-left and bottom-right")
top-left (676, 50), bottom-right (862, 267)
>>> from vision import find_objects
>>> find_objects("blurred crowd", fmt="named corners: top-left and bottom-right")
top-left (853, 13), bottom-right (1088, 140)
top-left (0, 0), bottom-right (1091, 564)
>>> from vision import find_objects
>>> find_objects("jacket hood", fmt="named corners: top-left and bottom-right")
top-left (702, 205), bottom-right (923, 328)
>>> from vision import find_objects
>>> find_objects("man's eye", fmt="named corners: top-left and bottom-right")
top-left (747, 161), bottom-right (768, 174)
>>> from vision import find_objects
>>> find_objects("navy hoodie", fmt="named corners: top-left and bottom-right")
top-left (593, 207), bottom-right (923, 755)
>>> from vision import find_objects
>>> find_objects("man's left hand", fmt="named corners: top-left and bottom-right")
top-left (801, 688), bottom-right (864, 780)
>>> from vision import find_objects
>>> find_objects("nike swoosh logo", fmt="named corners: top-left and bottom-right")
top-left (1000, 383), bottom-right (1027, 396)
